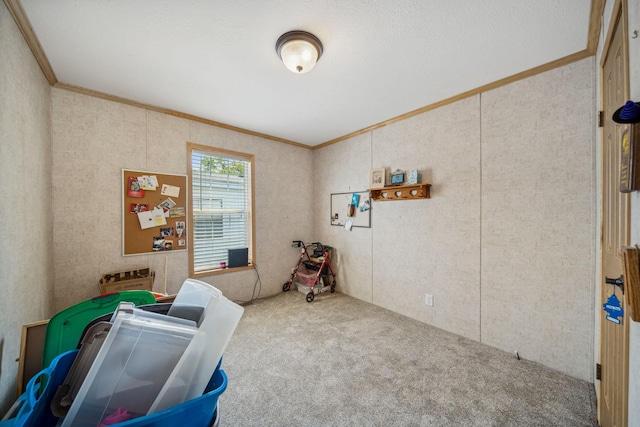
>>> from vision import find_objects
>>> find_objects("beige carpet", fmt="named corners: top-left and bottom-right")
top-left (220, 291), bottom-right (597, 426)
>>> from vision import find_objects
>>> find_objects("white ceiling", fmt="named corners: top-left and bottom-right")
top-left (19, 0), bottom-right (592, 147)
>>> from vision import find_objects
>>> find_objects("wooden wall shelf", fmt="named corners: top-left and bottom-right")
top-left (369, 183), bottom-right (431, 201)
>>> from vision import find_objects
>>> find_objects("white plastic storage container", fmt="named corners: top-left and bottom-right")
top-left (149, 279), bottom-right (244, 413)
top-left (166, 278), bottom-right (222, 325)
top-left (61, 305), bottom-right (198, 427)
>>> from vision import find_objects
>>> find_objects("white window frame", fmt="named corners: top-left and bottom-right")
top-left (188, 142), bottom-right (255, 277)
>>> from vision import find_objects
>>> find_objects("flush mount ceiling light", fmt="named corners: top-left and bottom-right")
top-left (275, 30), bottom-right (323, 74)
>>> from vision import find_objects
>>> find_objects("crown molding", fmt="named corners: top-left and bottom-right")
top-left (7, 0), bottom-right (604, 150)
top-left (53, 83), bottom-right (310, 149)
top-left (4, 0), bottom-right (57, 84)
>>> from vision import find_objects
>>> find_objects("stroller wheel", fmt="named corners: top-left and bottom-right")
top-left (306, 292), bottom-right (314, 303)
top-left (283, 282), bottom-right (291, 292)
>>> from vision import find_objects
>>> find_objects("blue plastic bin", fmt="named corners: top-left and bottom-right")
top-left (0, 350), bottom-right (76, 427)
top-left (1, 350), bottom-right (227, 427)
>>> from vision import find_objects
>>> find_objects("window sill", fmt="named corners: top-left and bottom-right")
top-left (191, 264), bottom-right (254, 278)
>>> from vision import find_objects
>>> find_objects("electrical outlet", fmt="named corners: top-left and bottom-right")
top-left (425, 294), bottom-right (434, 307)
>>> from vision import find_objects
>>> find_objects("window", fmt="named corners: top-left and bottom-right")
top-left (188, 143), bottom-right (254, 276)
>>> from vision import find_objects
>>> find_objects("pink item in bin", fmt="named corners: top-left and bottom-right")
top-left (99, 407), bottom-right (132, 426)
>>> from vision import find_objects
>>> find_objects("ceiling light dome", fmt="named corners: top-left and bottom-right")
top-left (276, 31), bottom-right (323, 74)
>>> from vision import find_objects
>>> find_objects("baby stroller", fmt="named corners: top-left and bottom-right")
top-left (282, 241), bottom-right (336, 302)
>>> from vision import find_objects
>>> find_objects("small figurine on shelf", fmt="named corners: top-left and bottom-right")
top-left (390, 169), bottom-right (405, 186)
top-left (407, 170), bottom-right (418, 185)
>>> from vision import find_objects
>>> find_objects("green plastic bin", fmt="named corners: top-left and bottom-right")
top-left (41, 291), bottom-right (157, 368)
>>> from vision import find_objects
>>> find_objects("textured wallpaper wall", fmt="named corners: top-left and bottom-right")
top-left (0, 2), bottom-right (53, 414)
top-left (313, 133), bottom-right (373, 301)
top-left (480, 59), bottom-right (595, 381)
top-left (314, 58), bottom-right (595, 381)
top-left (50, 89), bottom-right (315, 312)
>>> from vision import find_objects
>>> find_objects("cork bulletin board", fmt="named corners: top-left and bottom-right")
top-left (122, 169), bottom-right (188, 256)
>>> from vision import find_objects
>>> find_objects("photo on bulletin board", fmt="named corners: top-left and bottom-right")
top-left (122, 169), bottom-right (188, 256)
top-left (331, 191), bottom-right (371, 228)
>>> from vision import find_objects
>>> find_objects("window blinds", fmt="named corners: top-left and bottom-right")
top-left (191, 150), bottom-right (251, 272)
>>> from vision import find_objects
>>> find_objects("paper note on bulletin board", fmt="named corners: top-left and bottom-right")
top-left (330, 191), bottom-right (370, 228)
top-left (122, 169), bottom-right (188, 255)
